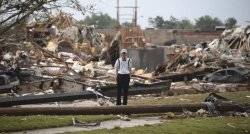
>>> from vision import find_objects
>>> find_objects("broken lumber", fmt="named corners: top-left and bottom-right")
top-left (101, 80), bottom-right (171, 96)
top-left (155, 68), bottom-right (217, 82)
top-left (0, 88), bottom-right (13, 94)
top-left (0, 103), bottom-right (246, 116)
top-left (0, 91), bottom-right (100, 107)
top-left (0, 80), bottom-right (171, 107)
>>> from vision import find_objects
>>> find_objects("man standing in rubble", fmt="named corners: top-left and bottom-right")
top-left (115, 49), bottom-right (132, 105)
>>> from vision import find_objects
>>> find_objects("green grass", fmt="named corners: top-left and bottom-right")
top-left (218, 91), bottom-right (250, 104)
top-left (0, 115), bottom-right (118, 132)
top-left (129, 91), bottom-right (250, 106)
top-left (68, 117), bottom-right (250, 134)
top-left (0, 91), bottom-right (249, 132)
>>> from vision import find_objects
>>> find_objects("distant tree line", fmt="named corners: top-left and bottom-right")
top-left (78, 13), bottom-right (134, 29)
top-left (149, 15), bottom-right (237, 31)
top-left (78, 14), bottom-right (237, 31)
top-left (79, 13), bottom-right (118, 29)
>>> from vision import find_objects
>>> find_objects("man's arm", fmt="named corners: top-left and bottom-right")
top-left (128, 58), bottom-right (132, 74)
top-left (114, 59), bottom-right (119, 75)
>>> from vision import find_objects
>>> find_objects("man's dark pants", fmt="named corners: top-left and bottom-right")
top-left (116, 74), bottom-right (130, 105)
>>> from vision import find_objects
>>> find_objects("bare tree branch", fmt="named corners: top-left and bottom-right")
top-left (0, 0), bottom-right (93, 35)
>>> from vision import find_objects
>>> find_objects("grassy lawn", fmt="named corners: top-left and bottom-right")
top-left (129, 91), bottom-right (250, 106)
top-left (68, 117), bottom-right (250, 134)
top-left (0, 91), bottom-right (249, 132)
top-left (0, 115), bottom-right (118, 132)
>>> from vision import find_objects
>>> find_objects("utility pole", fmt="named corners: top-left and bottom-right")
top-left (116, 0), bottom-right (120, 27)
top-left (116, 0), bottom-right (138, 27)
top-left (134, 0), bottom-right (138, 26)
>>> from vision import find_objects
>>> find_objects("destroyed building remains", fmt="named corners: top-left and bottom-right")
top-left (0, 12), bottom-right (249, 117)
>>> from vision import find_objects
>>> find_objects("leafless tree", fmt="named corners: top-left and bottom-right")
top-left (0, 0), bottom-right (94, 35)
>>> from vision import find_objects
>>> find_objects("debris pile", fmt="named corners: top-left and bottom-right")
top-left (0, 10), bottom-right (249, 111)
top-left (220, 26), bottom-right (250, 52)
top-left (0, 12), bottom-right (170, 101)
top-left (154, 26), bottom-right (250, 78)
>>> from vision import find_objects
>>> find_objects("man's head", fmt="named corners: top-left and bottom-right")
top-left (121, 49), bottom-right (127, 59)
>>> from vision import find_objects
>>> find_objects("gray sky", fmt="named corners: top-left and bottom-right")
top-left (72, 0), bottom-right (250, 28)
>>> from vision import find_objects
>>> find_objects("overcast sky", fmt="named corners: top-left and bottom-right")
top-left (72, 0), bottom-right (250, 28)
